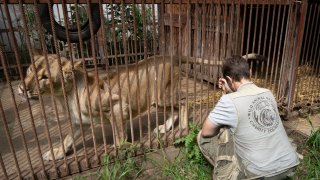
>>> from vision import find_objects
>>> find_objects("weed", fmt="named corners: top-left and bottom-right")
top-left (151, 123), bottom-right (212, 179)
top-left (174, 123), bottom-right (207, 164)
top-left (302, 129), bottom-right (320, 179)
top-left (98, 143), bottom-right (144, 180)
top-left (307, 128), bottom-right (320, 150)
top-left (295, 115), bottom-right (320, 179)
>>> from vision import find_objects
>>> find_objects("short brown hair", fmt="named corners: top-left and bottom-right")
top-left (222, 55), bottom-right (250, 82)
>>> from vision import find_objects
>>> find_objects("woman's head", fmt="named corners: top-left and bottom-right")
top-left (222, 55), bottom-right (250, 82)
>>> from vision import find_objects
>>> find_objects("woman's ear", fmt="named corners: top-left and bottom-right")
top-left (225, 76), bottom-right (235, 93)
top-left (226, 76), bottom-right (233, 83)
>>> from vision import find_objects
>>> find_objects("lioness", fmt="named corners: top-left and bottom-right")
top-left (19, 53), bottom-right (265, 161)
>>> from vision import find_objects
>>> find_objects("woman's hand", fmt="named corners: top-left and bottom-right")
top-left (218, 78), bottom-right (233, 94)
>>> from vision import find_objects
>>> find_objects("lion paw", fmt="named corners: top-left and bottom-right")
top-left (42, 148), bottom-right (65, 161)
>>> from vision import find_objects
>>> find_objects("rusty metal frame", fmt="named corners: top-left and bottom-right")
top-left (0, 0), bottom-right (317, 179)
top-left (1, 0), bottom-right (292, 4)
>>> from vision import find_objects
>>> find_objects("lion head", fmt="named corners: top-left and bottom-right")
top-left (18, 54), bottom-right (82, 98)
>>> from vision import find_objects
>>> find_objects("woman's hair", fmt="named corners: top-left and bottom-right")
top-left (222, 55), bottom-right (250, 82)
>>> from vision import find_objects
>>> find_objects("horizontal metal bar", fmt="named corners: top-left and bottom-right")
top-left (1, 0), bottom-right (292, 4)
top-left (0, 63), bottom-right (30, 69)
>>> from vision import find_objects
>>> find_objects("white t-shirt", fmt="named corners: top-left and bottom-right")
top-left (208, 95), bottom-right (237, 132)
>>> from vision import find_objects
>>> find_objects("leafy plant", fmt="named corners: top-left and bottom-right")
top-left (174, 123), bottom-right (207, 164)
top-left (151, 123), bottom-right (212, 179)
top-left (98, 143), bottom-right (144, 180)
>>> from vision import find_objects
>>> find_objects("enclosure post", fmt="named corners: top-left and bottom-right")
top-left (286, 0), bottom-right (308, 114)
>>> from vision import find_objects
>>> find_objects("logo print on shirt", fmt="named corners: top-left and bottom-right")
top-left (248, 96), bottom-right (279, 133)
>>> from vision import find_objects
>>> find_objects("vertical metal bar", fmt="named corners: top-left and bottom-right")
top-left (206, 2), bottom-right (214, 115)
top-left (240, 0), bottom-right (247, 54)
top-left (273, 1), bottom-right (289, 96)
top-left (132, 2), bottom-right (143, 143)
top-left (287, 1), bottom-right (308, 111)
top-left (294, 4), bottom-right (314, 102)
top-left (73, 1), bottom-right (99, 160)
top-left (169, 0), bottom-right (175, 141)
top-left (228, 0), bottom-right (235, 56)
top-left (0, 99), bottom-right (21, 179)
top-left (244, 0), bottom-right (253, 64)
top-left (1, 4), bottom-right (34, 178)
top-left (0, 53), bottom-right (35, 179)
top-left (47, 2), bottom-right (81, 172)
top-left (304, 4), bottom-right (320, 70)
top-left (215, 0), bottom-right (222, 105)
top-left (312, 8), bottom-right (320, 101)
top-left (60, 1), bottom-right (89, 168)
top-left (12, 5), bottom-right (23, 75)
top-left (141, 1), bottom-right (152, 147)
top-left (251, 1), bottom-right (259, 79)
top-left (214, 2), bottom-right (219, 93)
top-left (282, 2), bottom-right (298, 106)
top-left (25, 5), bottom-right (37, 52)
top-left (264, 0), bottom-right (276, 87)
top-left (192, 2), bottom-right (198, 125)
top-left (216, 0), bottom-right (221, 60)
top-left (0, 153), bottom-right (8, 179)
top-left (282, 3), bottom-right (298, 103)
top-left (251, 4), bottom-right (260, 54)
top-left (85, 0), bottom-right (107, 162)
top-left (305, 5), bottom-right (320, 105)
top-left (235, 0), bottom-right (241, 54)
top-left (19, 1), bottom-right (59, 177)
top-left (120, 0), bottom-right (134, 143)
top-left (300, 4), bottom-right (316, 66)
top-left (34, 3), bottom-right (69, 168)
top-left (178, 0), bottom-right (182, 138)
top-left (0, 5), bottom-right (14, 71)
top-left (255, 1), bottom-right (265, 80)
top-left (110, 1), bottom-right (125, 149)
top-left (100, 3), bottom-right (118, 156)
top-left (160, 1), bottom-right (168, 144)
top-left (185, 0), bottom-right (190, 133)
top-left (10, 2), bottom-right (47, 176)
top-left (277, 1), bottom-right (294, 100)
top-left (222, 0), bottom-right (227, 59)
top-left (269, 1), bottom-right (282, 90)
top-left (151, 0), bottom-right (160, 144)
top-left (199, 2), bottom-right (206, 124)
top-left (260, 0), bottom-right (271, 82)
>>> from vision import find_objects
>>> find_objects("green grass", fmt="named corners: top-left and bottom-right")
top-left (98, 143), bottom-right (144, 180)
top-left (150, 124), bottom-right (212, 180)
top-left (295, 128), bottom-right (320, 179)
top-left (295, 115), bottom-right (320, 179)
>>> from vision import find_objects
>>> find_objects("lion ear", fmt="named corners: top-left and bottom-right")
top-left (73, 61), bottom-right (83, 70)
top-left (32, 48), bottom-right (43, 59)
